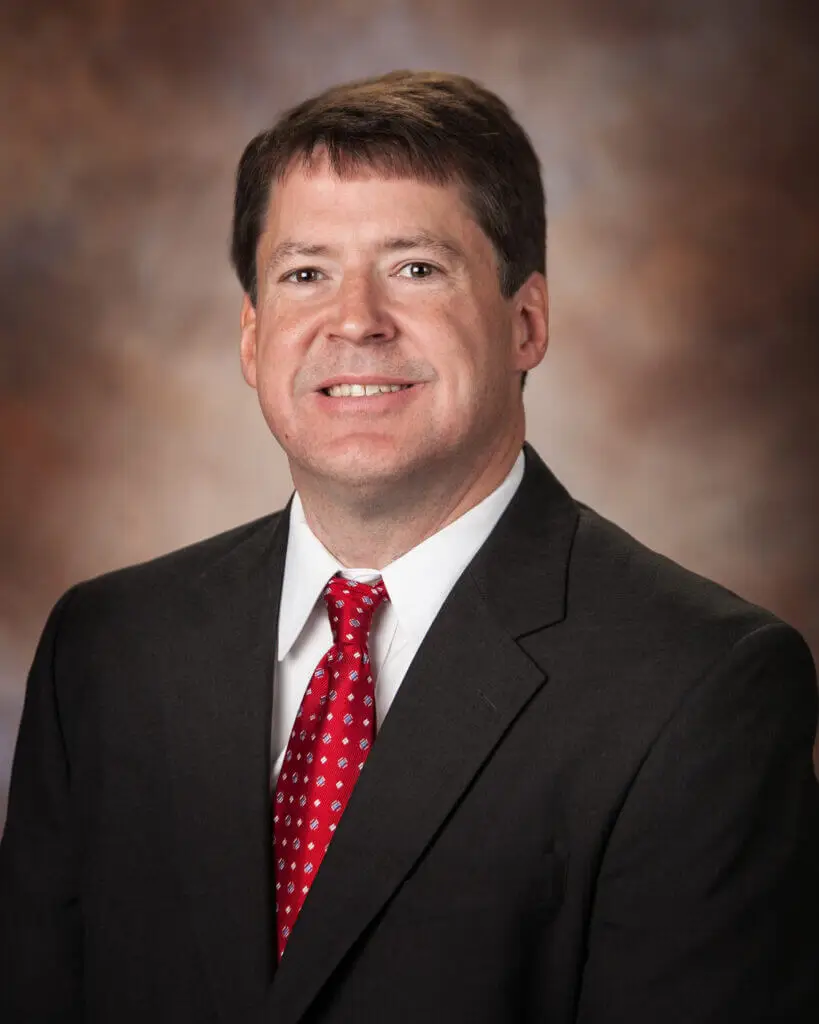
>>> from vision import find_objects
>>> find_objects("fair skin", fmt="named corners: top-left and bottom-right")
top-left (240, 151), bottom-right (549, 568)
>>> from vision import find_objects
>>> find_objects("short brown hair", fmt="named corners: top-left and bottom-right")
top-left (230, 70), bottom-right (546, 305)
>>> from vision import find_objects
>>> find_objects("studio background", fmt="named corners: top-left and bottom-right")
top-left (2, 0), bottom-right (818, 828)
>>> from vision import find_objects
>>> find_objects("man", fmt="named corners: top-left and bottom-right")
top-left (1, 70), bottom-right (818, 1023)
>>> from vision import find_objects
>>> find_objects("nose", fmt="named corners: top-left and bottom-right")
top-left (325, 271), bottom-right (396, 345)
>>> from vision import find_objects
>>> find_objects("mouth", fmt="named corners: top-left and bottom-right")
top-left (319, 382), bottom-right (416, 398)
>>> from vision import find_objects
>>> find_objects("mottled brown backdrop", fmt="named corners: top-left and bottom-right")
top-left (2, 0), bottom-right (818, 826)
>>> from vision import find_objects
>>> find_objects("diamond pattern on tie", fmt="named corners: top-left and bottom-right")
top-left (273, 575), bottom-right (388, 960)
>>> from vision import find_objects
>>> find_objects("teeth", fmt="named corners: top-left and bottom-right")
top-left (325, 383), bottom-right (410, 398)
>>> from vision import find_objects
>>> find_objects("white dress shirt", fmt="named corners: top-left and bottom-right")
top-left (271, 451), bottom-right (525, 782)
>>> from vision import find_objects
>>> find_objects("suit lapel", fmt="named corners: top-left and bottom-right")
top-left (162, 510), bottom-right (290, 1024)
top-left (268, 446), bottom-right (579, 1024)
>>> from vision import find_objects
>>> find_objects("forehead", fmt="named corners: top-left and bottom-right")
top-left (264, 152), bottom-right (485, 243)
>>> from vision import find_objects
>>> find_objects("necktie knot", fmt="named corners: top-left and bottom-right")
top-left (322, 575), bottom-right (388, 648)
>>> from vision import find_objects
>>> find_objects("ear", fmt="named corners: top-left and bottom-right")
top-left (512, 272), bottom-right (549, 373)
top-left (239, 294), bottom-right (258, 389)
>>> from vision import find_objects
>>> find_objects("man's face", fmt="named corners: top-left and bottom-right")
top-left (240, 153), bottom-right (547, 499)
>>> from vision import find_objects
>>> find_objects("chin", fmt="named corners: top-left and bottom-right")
top-left (323, 453), bottom-right (407, 487)
top-left (297, 444), bottom-right (422, 493)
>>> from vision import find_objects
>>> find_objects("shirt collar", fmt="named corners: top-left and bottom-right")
top-left (277, 450), bottom-right (525, 660)
top-left (380, 451), bottom-right (524, 646)
top-left (277, 495), bottom-right (343, 661)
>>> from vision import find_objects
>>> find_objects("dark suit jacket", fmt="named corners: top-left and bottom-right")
top-left (2, 445), bottom-right (819, 1023)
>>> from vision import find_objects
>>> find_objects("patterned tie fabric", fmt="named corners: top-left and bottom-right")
top-left (273, 574), bottom-right (389, 959)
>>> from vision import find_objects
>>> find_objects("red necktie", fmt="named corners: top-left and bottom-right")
top-left (273, 574), bottom-right (389, 959)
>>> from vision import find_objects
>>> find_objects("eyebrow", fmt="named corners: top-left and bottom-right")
top-left (264, 233), bottom-right (467, 274)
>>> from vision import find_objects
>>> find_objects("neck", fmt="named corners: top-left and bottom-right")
top-left (294, 438), bottom-right (523, 569)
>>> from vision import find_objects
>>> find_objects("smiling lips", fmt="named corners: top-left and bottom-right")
top-left (322, 383), bottom-right (414, 397)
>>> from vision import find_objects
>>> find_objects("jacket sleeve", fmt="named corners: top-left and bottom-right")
top-left (576, 621), bottom-right (819, 1024)
top-left (0, 588), bottom-right (84, 1023)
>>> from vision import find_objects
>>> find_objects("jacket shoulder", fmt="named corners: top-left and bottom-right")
top-left (59, 509), bottom-right (286, 615)
top-left (568, 501), bottom-right (795, 659)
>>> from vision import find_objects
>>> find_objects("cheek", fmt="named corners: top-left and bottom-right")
top-left (438, 319), bottom-right (503, 390)
top-left (255, 319), bottom-right (305, 381)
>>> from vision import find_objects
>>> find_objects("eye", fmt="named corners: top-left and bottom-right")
top-left (282, 267), bottom-right (324, 284)
top-left (397, 261), bottom-right (439, 279)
